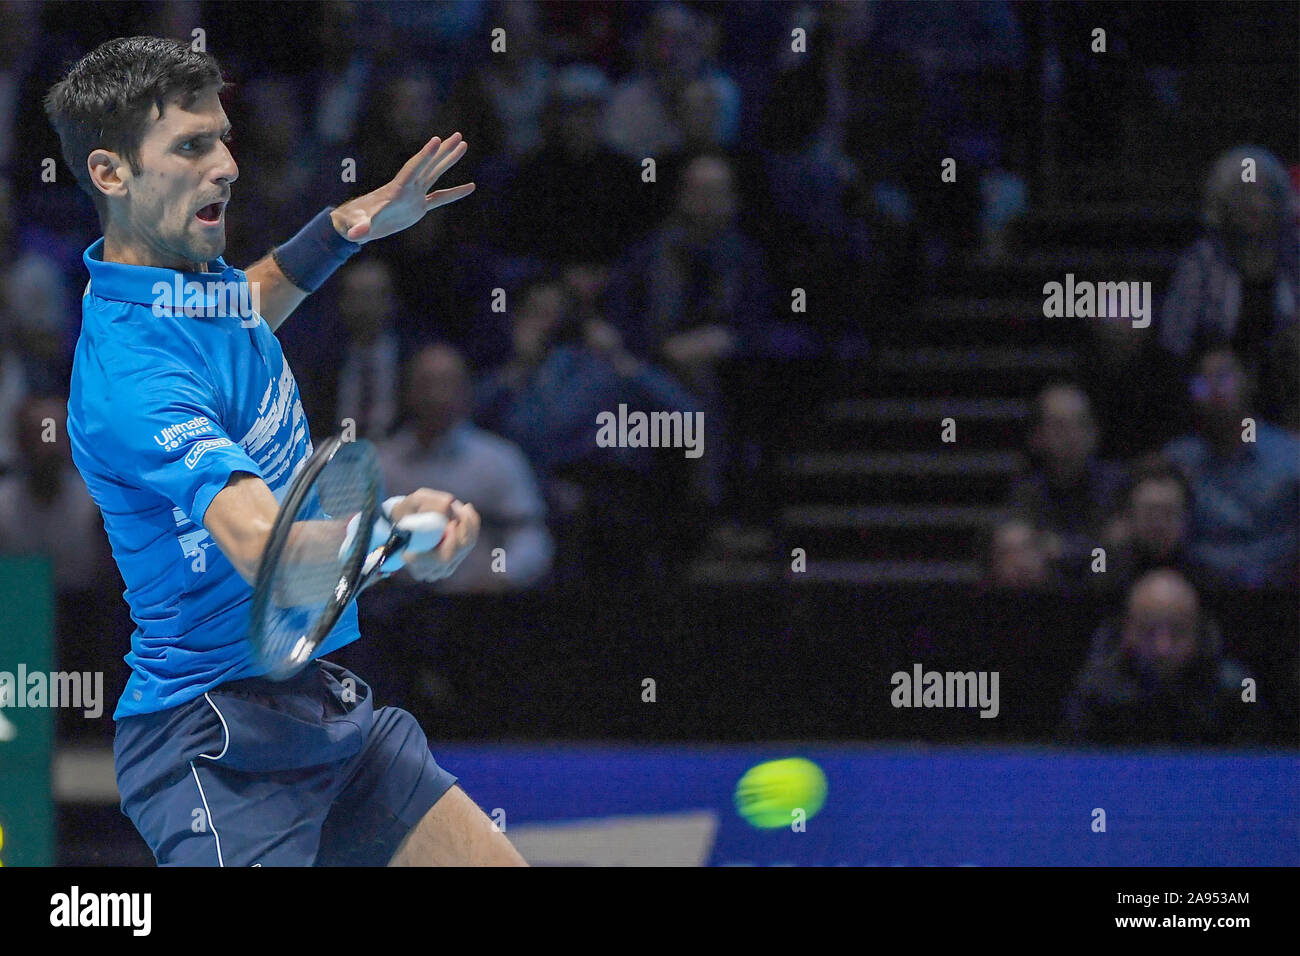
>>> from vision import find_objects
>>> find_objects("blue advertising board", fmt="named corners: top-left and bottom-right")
top-left (433, 744), bottom-right (1299, 866)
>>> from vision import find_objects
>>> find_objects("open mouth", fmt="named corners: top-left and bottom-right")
top-left (195, 201), bottom-right (225, 224)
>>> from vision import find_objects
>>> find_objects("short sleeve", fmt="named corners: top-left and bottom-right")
top-left (95, 363), bottom-right (262, 528)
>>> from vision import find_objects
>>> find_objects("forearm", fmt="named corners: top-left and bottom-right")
top-left (247, 206), bottom-right (361, 332)
top-left (243, 254), bottom-right (310, 332)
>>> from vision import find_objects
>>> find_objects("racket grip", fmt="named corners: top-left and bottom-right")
top-left (394, 510), bottom-right (449, 555)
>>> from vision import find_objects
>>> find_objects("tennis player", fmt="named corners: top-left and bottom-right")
top-left (45, 37), bottom-right (525, 865)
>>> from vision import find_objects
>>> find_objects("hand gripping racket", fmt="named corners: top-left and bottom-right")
top-left (247, 435), bottom-right (448, 680)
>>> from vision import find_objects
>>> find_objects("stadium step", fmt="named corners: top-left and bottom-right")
top-left (816, 397), bottom-right (1029, 450)
top-left (780, 449), bottom-right (1024, 505)
top-left (781, 504), bottom-right (1000, 561)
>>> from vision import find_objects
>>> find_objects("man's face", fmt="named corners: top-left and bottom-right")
top-left (1191, 350), bottom-right (1247, 425)
top-left (989, 521), bottom-right (1049, 588)
top-left (1122, 578), bottom-right (1200, 680)
top-left (339, 264), bottom-right (395, 340)
top-left (407, 349), bottom-right (469, 438)
top-left (1032, 387), bottom-right (1096, 479)
top-left (106, 84), bottom-right (237, 271)
top-left (679, 160), bottom-right (736, 236)
top-left (1130, 479), bottom-right (1187, 558)
top-left (512, 285), bottom-right (566, 359)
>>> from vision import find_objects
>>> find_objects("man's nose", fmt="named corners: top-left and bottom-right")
top-left (215, 141), bottom-right (239, 185)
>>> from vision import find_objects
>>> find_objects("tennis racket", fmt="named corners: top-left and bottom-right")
top-left (247, 434), bottom-right (448, 680)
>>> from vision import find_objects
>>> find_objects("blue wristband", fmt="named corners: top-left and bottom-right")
top-left (271, 206), bottom-right (362, 293)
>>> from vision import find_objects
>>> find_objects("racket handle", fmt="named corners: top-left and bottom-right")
top-left (393, 510), bottom-right (449, 555)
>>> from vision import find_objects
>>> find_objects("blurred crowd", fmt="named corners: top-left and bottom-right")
top-left (0, 1), bottom-right (1296, 746)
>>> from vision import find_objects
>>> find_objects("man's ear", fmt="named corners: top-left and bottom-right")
top-left (87, 148), bottom-right (129, 203)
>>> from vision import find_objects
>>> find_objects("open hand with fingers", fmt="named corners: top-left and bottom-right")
top-left (329, 132), bottom-right (475, 244)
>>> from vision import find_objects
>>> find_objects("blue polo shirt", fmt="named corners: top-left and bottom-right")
top-left (69, 238), bottom-right (361, 718)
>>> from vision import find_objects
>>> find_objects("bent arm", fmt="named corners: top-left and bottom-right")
top-left (242, 254), bottom-right (310, 333)
top-left (204, 471), bottom-right (281, 583)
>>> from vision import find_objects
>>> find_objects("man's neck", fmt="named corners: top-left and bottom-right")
top-left (102, 233), bottom-right (205, 273)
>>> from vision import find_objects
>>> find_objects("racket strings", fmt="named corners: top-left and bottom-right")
top-left (255, 442), bottom-right (379, 675)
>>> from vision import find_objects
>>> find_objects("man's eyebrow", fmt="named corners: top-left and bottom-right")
top-left (169, 124), bottom-right (233, 145)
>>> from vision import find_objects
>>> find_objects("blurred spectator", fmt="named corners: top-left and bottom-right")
top-left (378, 344), bottom-right (552, 593)
top-left (0, 265), bottom-right (29, 473)
top-left (536, 0), bottom-right (627, 74)
top-left (1077, 303), bottom-right (1188, 459)
top-left (982, 517), bottom-right (1054, 590)
top-left (1005, 383), bottom-right (1128, 581)
top-left (1162, 347), bottom-right (1300, 589)
top-left (1096, 457), bottom-right (1197, 597)
top-left (223, 75), bottom-right (324, 265)
top-left (0, 175), bottom-right (11, 261)
top-left (605, 154), bottom-right (773, 385)
top-left (1062, 569), bottom-right (1258, 745)
top-left (0, 0), bottom-right (41, 178)
top-left (496, 64), bottom-right (649, 264)
top-left (309, 1), bottom-right (382, 148)
top-left (313, 259), bottom-right (402, 441)
top-left (352, 68), bottom-right (469, 308)
top-left (1160, 146), bottom-right (1300, 430)
top-left (0, 394), bottom-right (112, 593)
top-left (658, 75), bottom-right (768, 240)
top-left (603, 154), bottom-right (778, 514)
top-left (2, 252), bottom-right (75, 394)
top-left (475, 278), bottom-right (704, 582)
top-left (438, 0), bottom-right (553, 163)
top-left (603, 2), bottom-right (740, 161)
top-left (757, 3), bottom-right (913, 326)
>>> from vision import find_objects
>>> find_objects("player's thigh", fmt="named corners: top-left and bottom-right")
top-left (388, 784), bottom-right (527, 867)
top-left (315, 702), bottom-right (460, 866)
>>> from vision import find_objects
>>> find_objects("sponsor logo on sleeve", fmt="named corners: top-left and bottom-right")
top-left (153, 416), bottom-right (215, 452)
top-left (184, 437), bottom-right (233, 469)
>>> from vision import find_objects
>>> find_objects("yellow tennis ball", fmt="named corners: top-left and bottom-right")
top-left (735, 757), bottom-right (828, 829)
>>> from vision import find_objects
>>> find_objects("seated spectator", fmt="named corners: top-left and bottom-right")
top-left (1062, 569), bottom-right (1259, 745)
top-left (496, 64), bottom-right (650, 264)
top-left (1162, 347), bottom-right (1300, 588)
top-left (310, 259), bottom-right (402, 442)
top-left (602, 2), bottom-right (741, 161)
top-left (378, 344), bottom-right (552, 593)
top-left (1077, 306), bottom-right (1188, 460)
top-left (982, 517), bottom-right (1054, 590)
top-left (1004, 382), bottom-right (1128, 582)
top-left (436, 0), bottom-right (553, 163)
top-left (1160, 146), bottom-right (1300, 430)
top-left (3, 252), bottom-right (74, 394)
top-left (0, 394), bottom-right (112, 594)
top-left (605, 154), bottom-right (775, 382)
top-left (475, 279), bottom-right (705, 583)
top-left (0, 322), bottom-right (28, 475)
top-left (1097, 457), bottom-right (1197, 597)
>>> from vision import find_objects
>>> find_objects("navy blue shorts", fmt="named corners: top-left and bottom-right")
top-left (113, 659), bottom-right (458, 866)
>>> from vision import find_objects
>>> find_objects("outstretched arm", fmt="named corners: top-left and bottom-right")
top-left (246, 132), bottom-right (475, 332)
